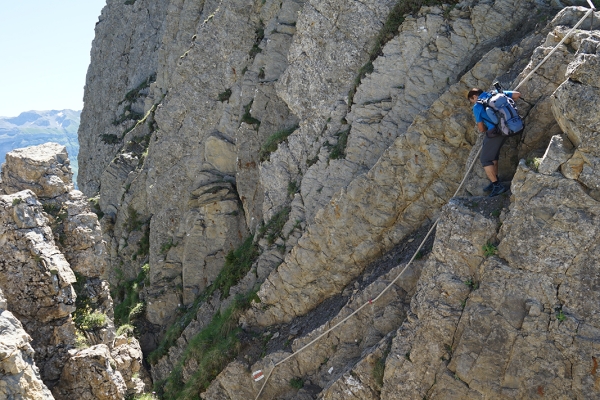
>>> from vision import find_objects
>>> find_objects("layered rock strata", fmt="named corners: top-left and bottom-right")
top-left (201, 6), bottom-right (600, 399)
top-left (381, 21), bottom-right (600, 399)
top-left (74, 0), bottom-right (600, 397)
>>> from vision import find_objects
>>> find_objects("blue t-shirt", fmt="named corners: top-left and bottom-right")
top-left (473, 91), bottom-right (515, 130)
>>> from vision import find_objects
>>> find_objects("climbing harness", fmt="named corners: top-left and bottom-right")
top-left (253, 5), bottom-right (597, 399)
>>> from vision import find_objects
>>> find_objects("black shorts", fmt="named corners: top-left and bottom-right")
top-left (480, 133), bottom-right (506, 167)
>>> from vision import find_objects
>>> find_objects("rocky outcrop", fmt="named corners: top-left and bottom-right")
top-left (246, 2), bottom-right (598, 328)
top-left (381, 18), bottom-right (600, 399)
top-left (74, 0), bottom-right (600, 397)
top-left (0, 189), bottom-right (78, 385)
top-left (198, 6), bottom-right (600, 399)
top-left (53, 345), bottom-right (127, 400)
top-left (78, 0), bottom-right (170, 196)
top-left (0, 143), bottom-right (149, 398)
top-left (1, 142), bottom-right (73, 199)
top-left (0, 289), bottom-right (55, 400)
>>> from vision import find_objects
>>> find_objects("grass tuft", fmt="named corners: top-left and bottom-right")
top-left (289, 377), bottom-right (304, 389)
top-left (258, 206), bottom-right (291, 245)
top-left (259, 125), bottom-right (299, 162)
top-left (328, 128), bottom-right (350, 160)
top-left (482, 242), bottom-right (498, 257)
top-left (154, 292), bottom-right (256, 399)
top-left (148, 236), bottom-right (260, 366)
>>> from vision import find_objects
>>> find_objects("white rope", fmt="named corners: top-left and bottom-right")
top-left (514, 8), bottom-right (595, 91)
top-left (253, 6), bottom-right (596, 399)
top-left (585, 0), bottom-right (596, 11)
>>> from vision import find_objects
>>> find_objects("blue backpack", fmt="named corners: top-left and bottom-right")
top-left (477, 92), bottom-right (524, 136)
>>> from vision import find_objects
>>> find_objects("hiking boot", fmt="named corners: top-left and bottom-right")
top-left (488, 182), bottom-right (507, 197)
top-left (483, 176), bottom-right (500, 192)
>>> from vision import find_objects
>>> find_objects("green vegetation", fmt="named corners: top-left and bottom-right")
top-left (210, 236), bottom-right (259, 299)
top-left (43, 203), bottom-right (61, 215)
top-left (259, 125), bottom-right (299, 162)
top-left (160, 238), bottom-right (177, 254)
top-left (75, 330), bottom-right (89, 349)
top-left (526, 157), bottom-right (542, 171)
top-left (132, 394), bottom-right (158, 400)
top-left (241, 100), bottom-right (261, 128)
top-left (328, 128), bottom-right (350, 160)
top-left (154, 292), bottom-right (256, 399)
top-left (116, 324), bottom-right (135, 337)
top-left (149, 207), bottom-right (295, 392)
top-left (307, 155), bottom-right (319, 167)
top-left (79, 311), bottom-right (108, 331)
top-left (287, 180), bottom-right (299, 196)
top-left (88, 197), bottom-right (104, 219)
top-left (148, 235), bottom-right (260, 365)
top-left (113, 264), bottom-right (149, 328)
top-left (101, 134), bottom-right (121, 145)
top-left (258, 206), bottom-right (291, 245)
top-left (249, 24), bottom-right (265, 58)
top-left (11, 197), bottom-right (23, 206)
top-left (373, 356), bottom-right (386, 387)
top-left (556, 309), bottom-right (566, 322)
top-left (348, 0), bottom-right (459, 108)
top-left (72, 271), bottom-right (109, 334)
top-left (289, 377), bottom-right (304, 389)
top-left (110, 73), bottom-right (157, 140)
top-left (218, 88), bottom-right (232, 102)
top-left (464, 278), bottom-right (478, 290)
top-left (125, 206), bottom-right (145, 232)
top-left (482, 242), bottom-right (498, 257)
top-left (372, 341), bottom-right (392, 390)
top-left (132, 225), bottom-right (150, 261)
top-left (120, 74), bottom-right (156, 105)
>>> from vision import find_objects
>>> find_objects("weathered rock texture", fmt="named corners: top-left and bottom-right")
top-left (0, 143), bottom-right (149, 398)
top-left (0, 289), bottom-right (55, 400)
top-left (381, 17), bottom-right (600, 399)
top-left (75, 0), bottom-right (600, 397)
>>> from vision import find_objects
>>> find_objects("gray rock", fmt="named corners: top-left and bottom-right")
top-left (538, 134), bottom-right (574, 175)
top-left (0, 308), bottom-right (55, 400)
top-left (1, 143), bottom-right (73, 199)
top-left (53, 345), bottom-right (127, 400)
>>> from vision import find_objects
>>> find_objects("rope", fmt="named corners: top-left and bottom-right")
top-left (513, 8), bottom-right (595, 92)
top-left (253, 6), bottom-right (596, 399)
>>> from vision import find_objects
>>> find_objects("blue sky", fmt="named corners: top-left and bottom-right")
top-left (0, 0), bottom-right (106, 118)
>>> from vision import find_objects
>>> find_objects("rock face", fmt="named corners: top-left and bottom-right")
top-left (53, 345), bottom-right (127, 400)
top-left (1, 142), bottom-right (73, 199)
top-left (381, 18), bottom-right (600, 399)
top-left (0, 289), bottom-right (55, 400)
top-left (0, 143), bottom-right (149, 398)
top-left (74, 0), bottom-right (600, 398)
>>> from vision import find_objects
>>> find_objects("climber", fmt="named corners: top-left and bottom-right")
top-left (467, 87), bottom-right (521, 197)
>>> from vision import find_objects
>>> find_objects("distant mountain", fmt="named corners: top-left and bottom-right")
top-left (0, 110), bottom-right (80, 184)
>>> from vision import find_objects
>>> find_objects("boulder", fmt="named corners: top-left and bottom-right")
top-left (53, 345), bottom-right (127, 400)
top-left (1, 143), bottom-right (73, 199)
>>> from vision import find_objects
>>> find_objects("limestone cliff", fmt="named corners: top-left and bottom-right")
top-left (72, 0), bottom-right (600, 398)
top-left (0, 143), bottom-right (149, 399)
